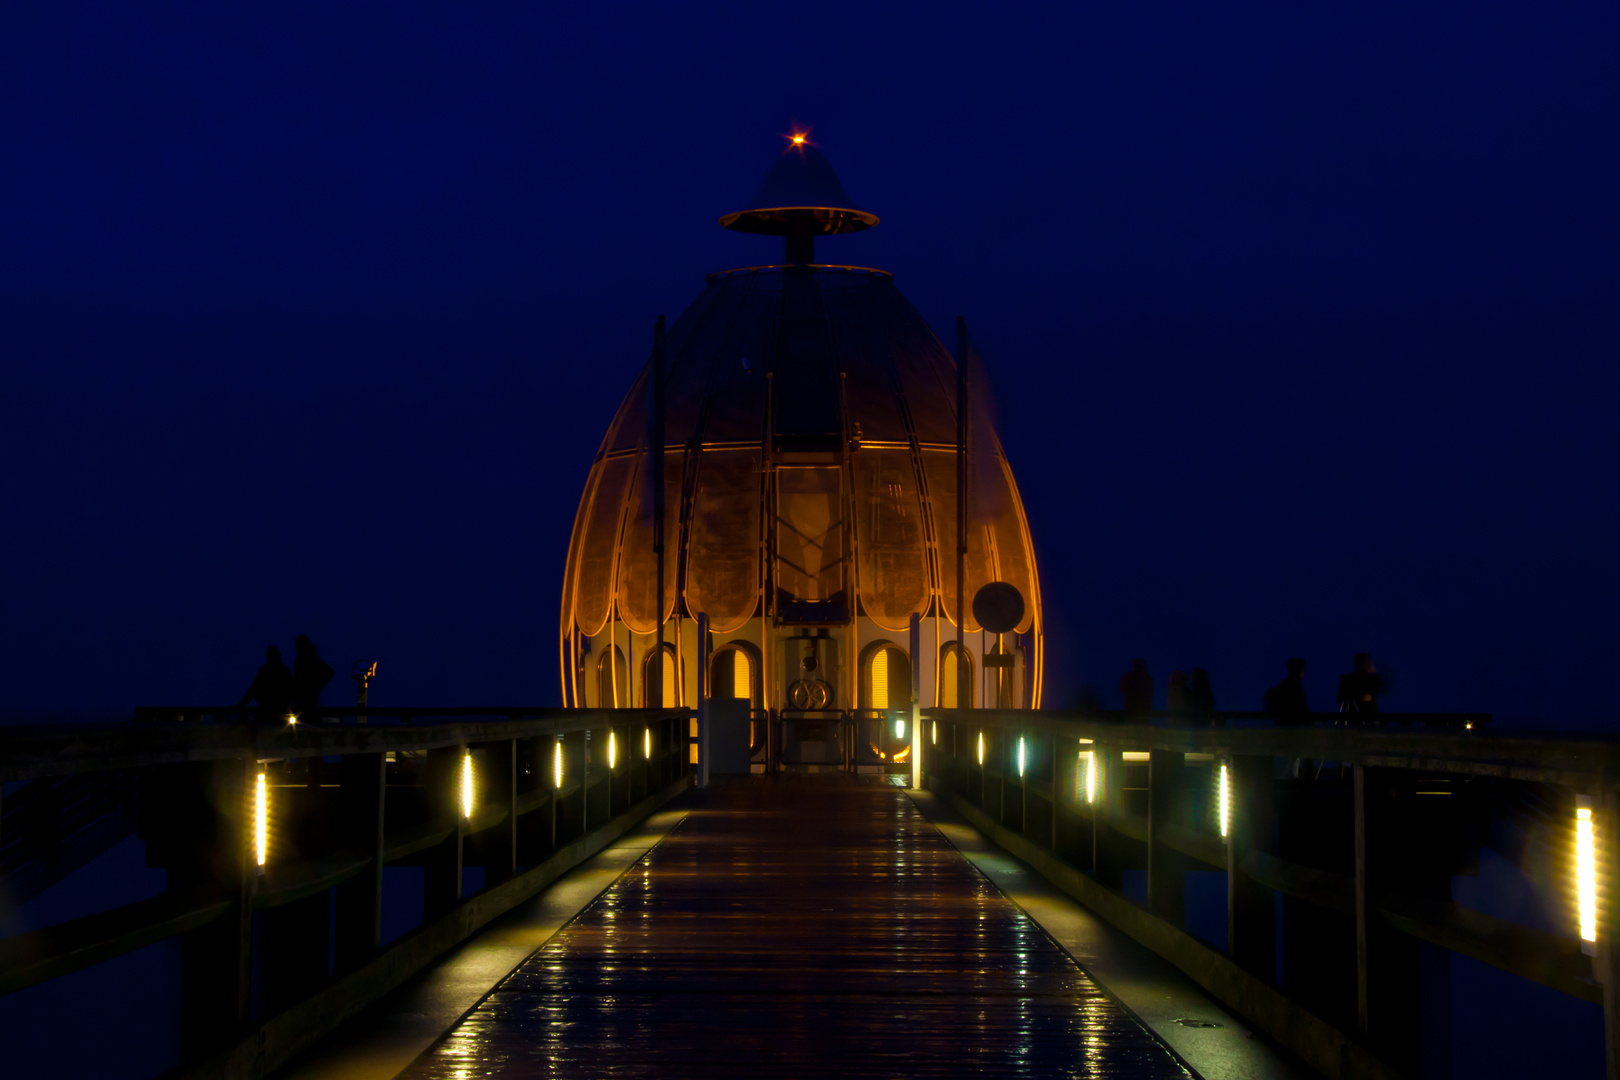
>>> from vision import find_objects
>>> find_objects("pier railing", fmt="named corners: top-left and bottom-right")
top-left (0, 707), bottom-right (693, 1079)
top-left (924, 709), bottom-right (1618, 1080)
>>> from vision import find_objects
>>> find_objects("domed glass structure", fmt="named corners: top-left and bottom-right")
top-left (560, 139), bottom-right (1042, 768)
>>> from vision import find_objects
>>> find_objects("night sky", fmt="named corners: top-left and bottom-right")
top-left (2, 3), bottom-right (1615, 728)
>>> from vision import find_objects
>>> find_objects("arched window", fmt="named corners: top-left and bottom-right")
top-left (861, 642), bottom-right (911, 710)
top-left (939, 641), bottom-right (975, 709)
top-left (641, 644), bottom-right (681, 707)
top-left (710, 643), bottom-right (759, 706)
top-left (596, 645), bottom-right (627, 708)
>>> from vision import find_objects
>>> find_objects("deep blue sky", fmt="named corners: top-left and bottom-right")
top-left (1, 3), bottom-right (1615, 726)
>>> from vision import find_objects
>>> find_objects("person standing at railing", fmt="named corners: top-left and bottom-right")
top-left (1120, 659), bottom-right (1154, 721)
top-left (1166, 670), bottom-right (1191, 724)
top-left (240, 645), bottom-right (294, 721)
top-left (293, 634), bottom-right (335, 721)
top-left (1264, 657), bottom-right (1310, 725)
top-left (1337, 652), bottom-right (1386, 722)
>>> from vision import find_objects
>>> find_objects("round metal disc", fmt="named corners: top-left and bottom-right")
top-left (972, 582), bottom-right (1025, 635)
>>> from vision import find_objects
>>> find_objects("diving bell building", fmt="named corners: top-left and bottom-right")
top-left (559, 140), bottom-right (1043, 769)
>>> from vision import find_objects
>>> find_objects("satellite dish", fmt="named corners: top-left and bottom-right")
top-left (972, 582), bottom-right (1024, 636)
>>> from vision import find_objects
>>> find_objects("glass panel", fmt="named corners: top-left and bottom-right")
top-left (572, 456), bottom-right (633, 638)
top-left (776, 467), bottom-right (844, 603)
top-left (853, 449), bottom-right (928, 631)
top-left (985, 447), bottom-right (1038, 635)
top-left (686, 449), bottom-right (762, 634)
top-left (733, 650), bottom-right (752, 702)
top-left (874, 288), bottom-right (958, 445)
top-left (615, 452), bottom-right (682, 633)
top-left (826, 282), bottom-right (910, 442)
top-left (694, 284), bottom-right (778, 444)
top-left (711, 648), bottom-right (754, 704)
top-left (921, 450), bottom-right (994, 632)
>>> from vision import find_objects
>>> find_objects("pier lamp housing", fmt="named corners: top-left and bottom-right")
top-left (460, 752), bottom-right (474, 820)
top-left (254, 771), bottom-right (269, 869)
top-left (1577, 795), bottom-right (1598, 954)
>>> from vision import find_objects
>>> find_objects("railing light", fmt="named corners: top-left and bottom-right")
top-left (1017, 736), bottom-right (1026, 777)
top-left (894, 718), bottom-right (905, 739)
top-left (609, 730), bottom-right (618, 770)
top-left (254, 772), bottom-right (268, 868)
top-left (1081, 750), bottom-right (1095, 805)
top-left (931, 721), bottom-right (937, 745)
top-left (460, 752), bottom-right (474, 819)
top-left (977, 732), bottom-right (984, 765)
top-left (644, 726), bottom-right (651, 760)
top-left (1578, 795), bottom-right (1598, 950)
top-left (1218, 763), bottom-right (1230, 839)
top-left (554, 739), bottom-right (564, 789)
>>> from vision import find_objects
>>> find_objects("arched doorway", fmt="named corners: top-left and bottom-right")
top-left (860, 642), bottom-right (911, 711)
top-left (596, 645), bottom-right (627, 708)
top-left (710, 643), bottom-right (759, 705)
top-left (641, 644), bottom-right (681, 707)
top-left (939, 641), bottom-right (974, 709)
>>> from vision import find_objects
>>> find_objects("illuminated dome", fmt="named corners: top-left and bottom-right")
top-left (559, 138), bottom-right (1042, 760)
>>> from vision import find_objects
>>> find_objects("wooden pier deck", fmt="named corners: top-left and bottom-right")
top-left (399, 775), bottom-right (1187, 1078)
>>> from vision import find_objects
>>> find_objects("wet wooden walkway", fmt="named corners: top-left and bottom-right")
top-left (401, 776), bottom-right (1189, 1078)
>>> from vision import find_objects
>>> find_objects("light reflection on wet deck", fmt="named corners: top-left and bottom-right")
top-left (402, 776), bottom-right (1188, 1078)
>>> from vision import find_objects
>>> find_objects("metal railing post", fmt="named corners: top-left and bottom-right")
top-left (423, 745), bottom-right (463, 921)
top-left (1598, 791), bottom-right (1620, 1080)
top-left (334, 750), bottom-right (386, 972)
top-left (910, 613), bottom-right (922, 790)
top-left (1148, 749), bottom-right (1186, 925)
top-left (1227, 752), bottom-right (1276, 979)
top-left (696, 613), bottom-right (710, 788)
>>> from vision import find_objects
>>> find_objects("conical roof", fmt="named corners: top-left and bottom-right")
top-left (718, 142), bottom-right (879, 236)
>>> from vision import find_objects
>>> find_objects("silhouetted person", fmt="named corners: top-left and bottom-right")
top-left (1120, 659), bottom-right (1154, 720)
top-left (1189, 668), bottom-right (1218, 726)
top-left (1166, 670), bottom-right (1191, 721)
top-left (292, 634), bottom-right (335, 720)
top-left (1264, 657), bottom-right (1310, 725)
top-left (1338, 652), bottom-right (1385, 718)
top-left (240, 645), bottom-right (294, 720)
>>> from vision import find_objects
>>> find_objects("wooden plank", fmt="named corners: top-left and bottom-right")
top-left (396, 775), bottom-right (1189, 1080)
top-left (1147, 749), bottom-right (1186, 925)
top-left (934, 780), bottom-right (1403, 1080)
